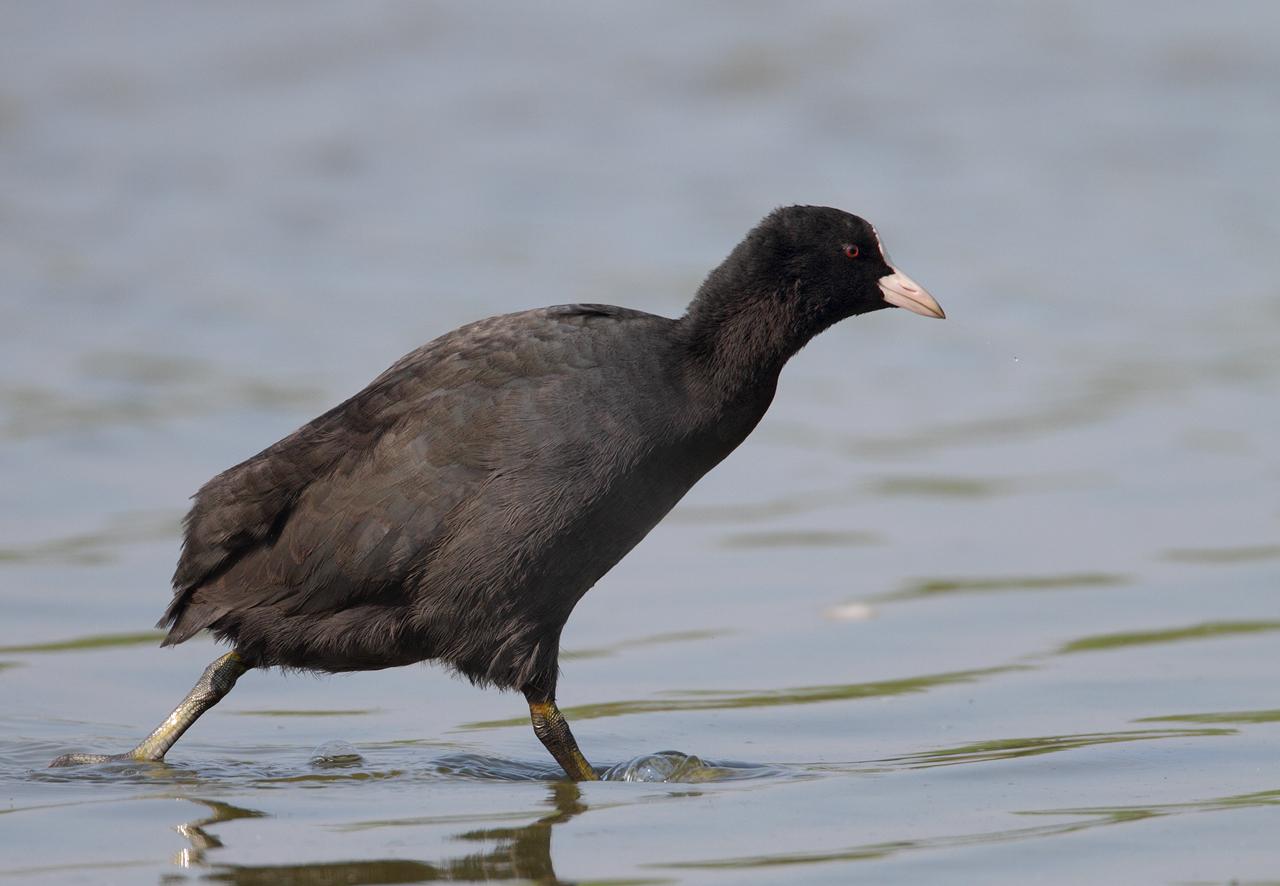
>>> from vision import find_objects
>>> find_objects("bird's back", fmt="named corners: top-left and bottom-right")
top-left (159, 304), bottom-right (763, 686)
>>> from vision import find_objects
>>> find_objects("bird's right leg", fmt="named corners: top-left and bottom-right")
top-left (50, 651), bottom-right (250, 767)
top-left (523, 685), bottom-right (600, 782)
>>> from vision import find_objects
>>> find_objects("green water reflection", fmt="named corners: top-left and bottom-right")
top-left (461, 666), bottom-right (1021, 729)
top-left (1163, 544), bottom-right (1280, 564)
top-left (877, 572), bottom-right (1128, 602)
top-left (880, 727), bottom-right (1234, 769)
top-left (0, 631), bottom-right (164, 655)
top-left (561, 630), bottom-right (723, 662)
top-left (1058, 620), bottom-right (1280, 654)
top-left (0, 512), bottom-right (180, 565)
top-left (654, 786), bottom-right (1280, 872)
top-left (719, 529), bottom-right (879, 549)
top-left (868, 475), bottom-right (1014, 498)
top-left (1136, 709), bottom-right (1280, 725)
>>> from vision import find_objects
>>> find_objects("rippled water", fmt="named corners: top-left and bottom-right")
top-left (2, 2), bottom-right (1279, 883)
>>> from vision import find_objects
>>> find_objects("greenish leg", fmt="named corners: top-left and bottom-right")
top-left (524, 688), bottom-right (600, 782)
top-left (50, 651), bottom-right (250, 767)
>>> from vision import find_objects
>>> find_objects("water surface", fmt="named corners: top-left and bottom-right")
top-left (2, 2), bottom-right (1278, 883)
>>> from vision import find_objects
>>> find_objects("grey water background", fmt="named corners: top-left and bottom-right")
top-left (2, 1), bottom-right (1278, 882)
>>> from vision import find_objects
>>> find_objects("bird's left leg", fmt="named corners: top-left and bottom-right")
top-left (50, 651), bottom-right (250, 767)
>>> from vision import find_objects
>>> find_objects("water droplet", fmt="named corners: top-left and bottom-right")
top-left (604, 750), bottom-right (706, 782)
top-left (309, 740), bottom-right (362, 768)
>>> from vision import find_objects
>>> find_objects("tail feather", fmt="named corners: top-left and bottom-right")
top-left (157, 594), bottom-right (224, 646)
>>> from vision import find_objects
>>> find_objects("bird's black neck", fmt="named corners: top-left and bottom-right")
top-left (677, 302), bottom-right (786, 401)
top-left (677, 261), bottom-right (830, 408)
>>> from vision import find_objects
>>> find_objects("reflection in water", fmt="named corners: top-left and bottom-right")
top-left (0, 510), bottom-right (180, 566)
top-left (186, 783), bottom-right (589, 884)
top-left (0, 631), bottom-right (164, 655)
top-left (461, 665), bottom-right (1021, 729)
top-left (1058, 620), bottom-right (1280, 654)
top-left (560, 628), bottom-right (723, 662)
top-left (874, 572), bottom-right (1128, 603)
top-left (1163, 544), bottom-right (1280, 564)
top-left (657, 786), bottom-right (1280, 872)
top-left (1136, 708), bottom-right (1280, 725)
top-left (0, 369), bottom-right (323, 440)
top-left (877, 727), bottom-right (1234, 769)
top-left (867, 475), bottom-right (1015, 498)
top-left (667, 470), bottom-right (1059, 527)
top-left (718, 529), bottom-right (879, 549)
top-left (172, 798), bottom-right (265, 868)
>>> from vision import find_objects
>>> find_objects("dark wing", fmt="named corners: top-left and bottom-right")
top-left (159, 354), bottom-right (446, 640)
top-left (158, 306), bottom-right (661, 645)
top-left (169, 385), bottom-right (400, 597)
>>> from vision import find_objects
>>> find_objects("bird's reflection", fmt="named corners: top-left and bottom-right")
top-left (175, 782), bottom-right (587, 884)
top-left (172, 799), bottom-right (265, 869)
top-left (435, 781), bottom-right (586, 883)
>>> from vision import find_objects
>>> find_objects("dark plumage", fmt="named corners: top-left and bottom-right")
top-left (52, 205), bottom-right (943, 777)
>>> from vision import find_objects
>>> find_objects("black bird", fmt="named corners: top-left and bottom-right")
top-left (51, 206), bottom-right (943, 779)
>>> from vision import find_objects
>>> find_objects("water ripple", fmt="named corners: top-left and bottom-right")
top-left (1058, 620), bottom-right (1280, 654)
top-left (876, 728), bottom-right (1234, 769)
top-left (461, 665), bottom-right (1023, 729)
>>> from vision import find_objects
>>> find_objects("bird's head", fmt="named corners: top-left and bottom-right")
top-left (745, 205), bottom-right (944, 325)
top-left (683, 205), bottom-right (944, 390)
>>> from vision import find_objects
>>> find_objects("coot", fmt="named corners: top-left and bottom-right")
top-left (51, 205), bottom-right (943, 779)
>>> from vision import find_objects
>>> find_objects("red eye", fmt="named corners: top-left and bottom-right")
top-left (843, 244), bottom-right (859, 259)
